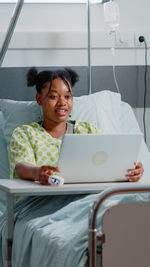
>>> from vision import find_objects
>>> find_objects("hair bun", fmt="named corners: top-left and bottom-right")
top-left (65, 68), bottom-right (79, 87)
top-left (26, 67), bottom-right (38, 87)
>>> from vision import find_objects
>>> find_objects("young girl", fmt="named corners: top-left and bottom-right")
top-left (9, 67), bottom-right (144, 184)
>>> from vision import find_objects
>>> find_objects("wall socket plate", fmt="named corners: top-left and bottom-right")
top-left (134, 32), bottom-right (150, 48)
top-left (115, 31), bottom-right (134, 48)
top-left (115, 32), bottom-right (129, 47)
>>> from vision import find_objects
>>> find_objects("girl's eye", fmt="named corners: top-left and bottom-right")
top-left (65, 95), bottom-right (72, 99)
top-left (49, 95), bottom-right (57, 99)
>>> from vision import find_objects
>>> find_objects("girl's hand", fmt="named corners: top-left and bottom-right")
top-left (126, 162), bottom-right (144, 182)
top-left (36, 165), bottom-right (60, 185)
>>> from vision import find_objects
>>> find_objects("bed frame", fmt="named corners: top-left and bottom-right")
top-left (88, 185), bottom-right (150, 267)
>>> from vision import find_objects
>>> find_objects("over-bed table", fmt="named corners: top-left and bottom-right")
top-left (1, 179), bottom-right (150, 267)
top-left (0, 179), bottom-right (124, 267)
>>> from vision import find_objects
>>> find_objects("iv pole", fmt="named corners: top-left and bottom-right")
top-left (87, 0), bottom-right (112, 95)
top-left (87, 0), bottom-right (92, 95)
top-left (0, 0), bottom-right (24, 67)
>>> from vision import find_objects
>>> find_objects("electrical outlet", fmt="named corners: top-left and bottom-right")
top-left (134, 32), bottom-right (149, 47)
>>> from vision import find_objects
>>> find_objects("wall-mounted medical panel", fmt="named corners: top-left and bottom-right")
top-left (0, 66), bottom-right (149, 108)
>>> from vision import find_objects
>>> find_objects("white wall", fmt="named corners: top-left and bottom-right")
top-left (0, 0), bottom-right (150, 67)
top-left (0, 0), bottom-right (150, 148)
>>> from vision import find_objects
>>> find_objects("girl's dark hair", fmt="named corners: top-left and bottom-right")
top-left (26, 67), bottom-right (79, 94)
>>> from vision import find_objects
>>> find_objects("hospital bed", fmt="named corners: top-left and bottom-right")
top-left (1, 90), bottom-right (150, 267)
top-left (1, 2), bottom-right (150, 266)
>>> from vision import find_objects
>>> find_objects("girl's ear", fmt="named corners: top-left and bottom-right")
top-left (36, 93), bottom-right (42, 106)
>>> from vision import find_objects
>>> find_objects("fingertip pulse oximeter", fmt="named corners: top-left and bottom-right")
top-left (48, 175), bottom-right (64, 186)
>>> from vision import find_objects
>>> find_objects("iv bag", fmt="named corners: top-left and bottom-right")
top-left (104, 1), bottom-right (120, 30)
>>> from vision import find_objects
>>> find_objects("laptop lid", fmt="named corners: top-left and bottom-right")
top-left (58, 134), bottom-right (143, 183)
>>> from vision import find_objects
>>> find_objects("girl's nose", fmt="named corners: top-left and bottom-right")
top-left (58, 96), bottom-right (66, 105)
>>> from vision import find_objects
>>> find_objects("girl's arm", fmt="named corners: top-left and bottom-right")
top-left (16, 162), bottom-right (60, 185)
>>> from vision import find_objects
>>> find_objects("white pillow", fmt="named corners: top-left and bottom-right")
top-left (0, 99), bottom-right (43, 145)
top-left (0, 91), bottom-right (121, 145)
top-left (0, 111), bottom-right (9, 178)
top-left (72, 91), bottom-right (121, 133)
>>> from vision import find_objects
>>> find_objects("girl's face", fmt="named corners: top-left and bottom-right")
top-left (36, 78), bottom-right (73, 124)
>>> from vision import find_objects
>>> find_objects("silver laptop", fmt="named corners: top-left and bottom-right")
top-left (58, 134), bottom-right (143, 183)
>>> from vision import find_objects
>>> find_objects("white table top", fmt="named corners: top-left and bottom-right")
top-left (0, 178), bottom-right (134, 196)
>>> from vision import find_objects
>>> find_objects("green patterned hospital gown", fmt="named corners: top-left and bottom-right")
top-left (9, 120), bottom-right (100, 179)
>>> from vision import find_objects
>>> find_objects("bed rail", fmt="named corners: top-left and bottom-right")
top-left (0, 0), bottom-right (24, 66)
top-left (88, 184), bottom-right (150, 267)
